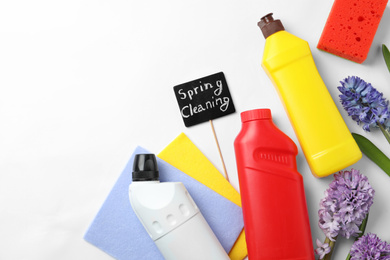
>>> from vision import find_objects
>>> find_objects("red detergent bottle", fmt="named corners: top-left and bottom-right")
top-left (234, 109), bottom-right (314, 260)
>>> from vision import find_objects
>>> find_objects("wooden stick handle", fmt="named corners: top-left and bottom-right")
top-left (210, 120), bottom-right (230, 182)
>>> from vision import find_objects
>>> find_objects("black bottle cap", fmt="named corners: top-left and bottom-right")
top-left (258, 13), bottom-right (285, 39)
top-left (132, 154), bottom-right (159, 181)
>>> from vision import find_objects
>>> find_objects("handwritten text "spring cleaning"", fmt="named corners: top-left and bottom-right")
top-left (173, 72), bottom-right (235, 127)
top-left (177, 80), bottom-right (231, 118)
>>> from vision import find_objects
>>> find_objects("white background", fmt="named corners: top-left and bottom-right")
top-left (1, 0), bottom-right (390, 259)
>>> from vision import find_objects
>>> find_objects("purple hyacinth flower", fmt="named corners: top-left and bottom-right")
top-left (350, 233), bottom-right (390, 259)
top-left (338, 76), bottom-right (390, 132)
top-left (315, 239), bottom-right (331, 259)
top-left (318, 169), bottom-right (374, 241)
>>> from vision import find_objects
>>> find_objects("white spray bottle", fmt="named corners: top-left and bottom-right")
top-left (129, 154), bottom-right (230, 260)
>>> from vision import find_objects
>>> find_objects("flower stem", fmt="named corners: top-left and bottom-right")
top-left (378, 123), bottom-right (390, 145)
top-left (323, 237), bottom-right (337, 260)
top-left (345, 213), bottom-right (369, 260)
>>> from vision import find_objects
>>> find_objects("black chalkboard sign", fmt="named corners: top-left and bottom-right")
top-left (173, 72), bottom-right (235, 127)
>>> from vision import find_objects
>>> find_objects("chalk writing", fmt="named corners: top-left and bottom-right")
top-left (173, 72), bottom-right (235, 127)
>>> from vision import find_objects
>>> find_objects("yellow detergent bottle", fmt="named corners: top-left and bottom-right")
top-left (258, 13), bottom-right (362, 178)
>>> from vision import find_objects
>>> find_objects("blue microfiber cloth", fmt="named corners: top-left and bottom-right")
top-left (84, 146), bottom-right (244, 260)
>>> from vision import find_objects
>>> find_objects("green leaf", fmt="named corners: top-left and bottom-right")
top-left (352, 133), bottom-right (390, 177)
top-left (383, 44), bottom-right (390, 74)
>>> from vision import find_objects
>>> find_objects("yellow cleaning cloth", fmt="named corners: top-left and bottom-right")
top-left (158, 133), bottom-right (247, 260)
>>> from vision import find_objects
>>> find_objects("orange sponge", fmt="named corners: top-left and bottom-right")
top-left (317, 0), bottom-right (388, 63)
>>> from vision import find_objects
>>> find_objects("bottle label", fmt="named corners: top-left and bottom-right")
top-left (254, 148), bottom-right (289, 165)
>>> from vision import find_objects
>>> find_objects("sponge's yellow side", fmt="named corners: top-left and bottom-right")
top-left (158, 133), bottom-right (247, 260)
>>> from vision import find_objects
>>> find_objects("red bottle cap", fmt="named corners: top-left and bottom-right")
top-left (241, 109), bottom-right (272, 122)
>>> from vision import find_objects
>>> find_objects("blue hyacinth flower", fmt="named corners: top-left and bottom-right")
top-left (338, 76), bottom-right (390, 132)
